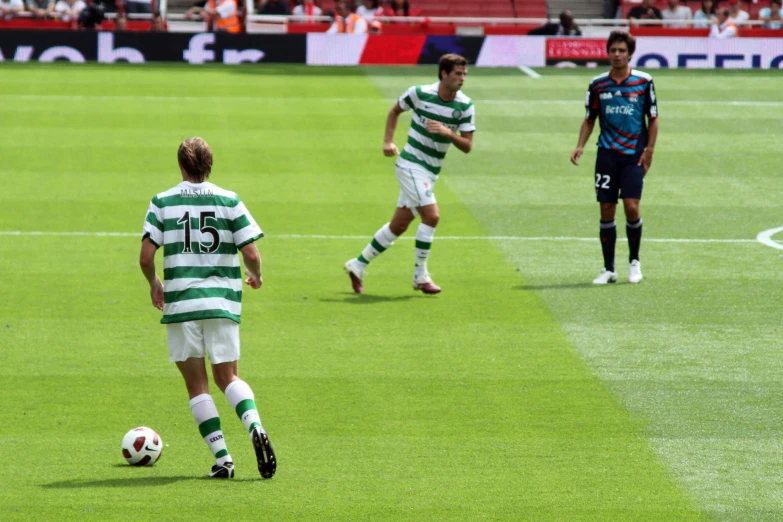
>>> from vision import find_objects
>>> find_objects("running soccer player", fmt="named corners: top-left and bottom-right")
top-left (571, 31), bottom-right (658, 284)
top-left (139, 138), bottom-right (276, 479)
top-left (344, 53), bottom-right (475, 294)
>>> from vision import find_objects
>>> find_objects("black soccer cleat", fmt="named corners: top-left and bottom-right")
top-left (251, 427), bottom-right (277, 479)
top-left (208, 461), bottom-right (235, 479)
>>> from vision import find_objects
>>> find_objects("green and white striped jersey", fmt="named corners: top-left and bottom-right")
top-left (396, 82), bottom-right (476, 176)
top-left (142, 181), bottom-right (263, 325)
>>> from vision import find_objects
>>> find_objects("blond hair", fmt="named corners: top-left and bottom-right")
top-left (177, 137), bottom-right (213, 182)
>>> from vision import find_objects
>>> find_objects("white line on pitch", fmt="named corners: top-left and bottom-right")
top-left (756, 226), bottom-right (783, 250)
top-left (517, 65), bottom-right (542, 79)
top-left (1, 95), bottom-right (780, 107)
top-left (0, 231), bottom-right (759, 243)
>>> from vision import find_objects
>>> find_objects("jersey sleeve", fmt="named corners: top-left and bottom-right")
top-left (645, 79), bottom-right (659, 118)
top-left (459, 102), bottom-right (476, 133)
top-left (142, 197), bottom-right (164, 247)
top-left (215, 0), bottom-right (235, 19)
top-left (232, 200), bottom-right (264, 248)
top-left (397, 86), bottom-right (417, 111)
top-left (585, 82), bottom-right (599, 122)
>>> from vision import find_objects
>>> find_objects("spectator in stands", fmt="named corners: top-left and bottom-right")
top-left (327, 0), bottom-right (367, 32)
top-left (693, 0), bottom-right (715, 27)
top-left (603, 0), bottom-right (620, 18)
top-left (151, 10), bottom-right (166, 29)
top-left (114, 9), bottom-right (126, 27)
top-left (528, 10), bottom-right (582, 36)
top-left (394, 0), bottom-right (419, 16)
top-left (257, 0), bottom-right (288, 14)
top-left (0, 0), bottom-right (24, 17)
top-left (357, 0), bottom-right (381, 21)
top-left (760, 0), bottom-right (782, 29)
top-left (292, 0), bottom-right (321, 19)
top-left (628, 0), bottom-right (662, 21)
top-left (187, 0), bottom-right (241, 32)
top-left (122, 0), bottom-right (151, 14)
top-left (710, 7), bottom-right (738, 37)
top-left (378, 0), bottom-right (394, 16)
top-left (661, 0), bottom-right (692, 27)
top-left (54, 0), bottom-right (85, 21)
top-left (727, 0), bottom-right (749, 25)
top-left (27, 0), bottom-right (54, 17)
top-left (78, 0), bottom-right (106, 29)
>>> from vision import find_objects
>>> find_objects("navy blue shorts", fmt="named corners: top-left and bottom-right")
top-left (594, 147), bottom-right (645, 203)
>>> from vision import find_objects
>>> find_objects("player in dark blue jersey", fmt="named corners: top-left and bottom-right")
top-left (571, 30), bottom-right (658, 285)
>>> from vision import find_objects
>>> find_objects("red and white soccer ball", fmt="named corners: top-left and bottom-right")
top-left (121, 427), bottom-right (163, 466)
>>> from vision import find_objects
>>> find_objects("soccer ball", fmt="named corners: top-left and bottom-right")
top-left (121, 427), bottom-right (163, 466)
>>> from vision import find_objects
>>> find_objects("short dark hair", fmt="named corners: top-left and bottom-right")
top-left (438, 53), bottom-right (468, 80)
top-left (606, 30), bottom-right (636, 56)
top-left (178, 138), bottom-right (213, 182)
top-left (771, 0), bottom-right (781, 6)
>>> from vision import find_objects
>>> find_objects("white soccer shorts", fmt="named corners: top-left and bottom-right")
top-left (395, 164), bottom-right (437, 216)
top-left (166, 318), bottom-right (240, 364)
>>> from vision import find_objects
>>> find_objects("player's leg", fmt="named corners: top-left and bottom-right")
top-left (620, 159), bottom-right (645, 283)
top-left (207, 319), bottom-right (276, 479)
top-left (594, 149), bottom-right (619, 284)
top-left (413, 202), bottom-right (441, 294)
top-left (169, 320), bottom-right (234, 478)
top-left (345, 166), bottom-right (421, 293)
top-left (344, 206), bottom-right (413, 294)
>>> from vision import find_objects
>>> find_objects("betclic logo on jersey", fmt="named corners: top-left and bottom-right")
top-left (0, 30), bottom-right (307, 64)
top-left (605, 105), bottom-right (635, 116)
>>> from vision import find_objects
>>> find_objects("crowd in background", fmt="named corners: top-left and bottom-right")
top-left (0, 0), bottom-right (166, 30)
top-left (0, 0), bottom-right (779, 35)
top-left (622, 0), bottom-right (781, 31)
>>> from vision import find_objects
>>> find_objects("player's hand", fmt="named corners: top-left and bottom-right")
top-left (383, 142), bottom-right (399, 157)
top-left (426, 120), bottom-right (451, 137)
top-left (570, 147), bottom-right (583, 166)
top-left (244, 269), bottom-right (263, 289)
top-left (638, 148), bottom-right (654, 173)
top-left (150, 277), bottom-right (164, 311)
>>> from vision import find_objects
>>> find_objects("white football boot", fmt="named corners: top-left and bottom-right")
top-left (628, 260), bottom-right (643, 284)
top-left (592, 269), bottom-right (618, 285)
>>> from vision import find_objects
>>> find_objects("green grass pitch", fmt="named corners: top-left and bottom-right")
top-left (1, 63), bottom-right (782, 520)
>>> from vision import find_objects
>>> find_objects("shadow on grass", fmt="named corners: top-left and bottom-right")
top-left (42, 476), bottom-right (196, 489)
top-left (514, 283), bottom-right (597, 291)
top-left (319, 293), bottom-right (417, 304)
top-left (42, 475), bottom-right (266, 489)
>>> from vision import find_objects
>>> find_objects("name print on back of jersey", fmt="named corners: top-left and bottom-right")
top-left (180, 188), bottom-right (215, 198)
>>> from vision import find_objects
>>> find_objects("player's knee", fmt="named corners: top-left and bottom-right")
top-left (423, 213), bottom-right (440, 227)
top-left (213, 372), bottom-right (238, 392)
top-left (390, 222), bottom-right (408, 235)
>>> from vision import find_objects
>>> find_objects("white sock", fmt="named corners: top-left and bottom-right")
top-left (189, 394), bottom-right (232, 465)
top-left (357, 223), bottom-right (398, 266)
top-left (224, 379), bottom-right (265, 439)
top-left (414, 223), bottom-right (436, 279)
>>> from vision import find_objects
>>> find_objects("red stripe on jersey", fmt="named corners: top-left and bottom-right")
top-left (624, 79), bottom-right (648, 87)
top-left (608, 124), bottom-right (639, 140)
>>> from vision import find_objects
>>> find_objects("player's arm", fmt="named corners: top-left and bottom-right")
top-left (572, 85), bottom-right (599, 166)
top-left (240, 242), bottom-right (263, 289)
top-left (427, 122), bottom-right (473, 154)
top-left (638, 80), bottom-right (659, 173)
top-left (639, 116), bottom-right (658, 173)
top-left (571, 119), bottom-right (596, 166)
top-left (383, 103), bottom-right (404, 157)
top-left (139, 237), bottom-right (164, 310)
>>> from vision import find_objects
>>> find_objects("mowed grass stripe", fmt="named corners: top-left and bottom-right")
top-left (395, 68), bottom-right (783, 520)
top-left (0, 65), bottom-right (701, 521)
